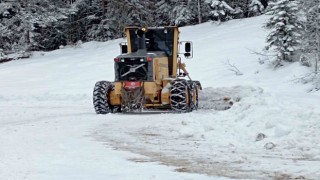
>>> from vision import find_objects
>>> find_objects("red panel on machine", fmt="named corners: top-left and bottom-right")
top-left (124, 81), bottom-right (141, 90)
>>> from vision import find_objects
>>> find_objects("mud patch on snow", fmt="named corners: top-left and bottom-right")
top-left (97, 138), bottom-right (235, 179)
top-left (127, 157), bottom-right (153, 163)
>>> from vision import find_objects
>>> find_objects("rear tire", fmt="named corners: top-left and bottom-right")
top-left (187, 81), bottom-right (199, 111)
top-left (93, 81), bottom-right (113, 114)
top-left (170, 79), bottom-right (190, 113)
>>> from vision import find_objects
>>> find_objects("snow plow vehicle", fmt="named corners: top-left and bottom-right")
top-left (93, 27), bottom-right (202, 113)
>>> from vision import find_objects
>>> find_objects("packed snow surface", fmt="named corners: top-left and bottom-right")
top-left (1, 15), bottom-right (320, 179)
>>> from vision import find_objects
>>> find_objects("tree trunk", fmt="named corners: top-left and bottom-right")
top-left (316, 30), bottom-right (320, 74)
top-left (102, 0), bottom-right (107, 14)
top-left (315, 7), bottom-right (320, 74)
top-left (198, 0), bottom-right (202, 24)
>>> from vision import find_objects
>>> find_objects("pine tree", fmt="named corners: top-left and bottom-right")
top-left (156, 0), bottom-right (201, 26)
top-left (228, 0), bottom-right (250, 18)
top-left (0, 0), bottom-right (69, 52)
top-left (248, 0), bottom-right (265, 16)
top-left (187, 0), bottom-right (202, 24)
top-left (0, 0), bottom-right (272, 54)
top-left (200, 0), bottom-right (213, 23)
top-left (104, 0), bottom-right (133, 38)
top-left (301, 0), bottom-right (320, 73)
top-left (156, 0), bottom-right (173, 26)
top-left (0, 48), bottom-right (7, 61)
top-left (171, 0), bottom-right (192, 26)
top-left (139, 0), bottom-right (157, 26)
top-left (208, 0), bottom-right (237, 22)
top-left (265, 0), bottom-right (303, 66)
top-left (127, 0), bottom-right (146, 26)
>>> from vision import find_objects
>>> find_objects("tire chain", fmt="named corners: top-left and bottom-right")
top-left (170, 80), bottom-right (189, 112)
top-left (187, 81), bottom-right (199, 111)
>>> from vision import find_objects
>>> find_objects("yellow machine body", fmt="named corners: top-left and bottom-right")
top-left (109, 56), bottom-right (172, 107)
top-left (103, 26), bottom-right (200, 111)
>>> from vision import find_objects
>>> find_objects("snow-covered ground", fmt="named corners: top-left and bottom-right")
top-left (1, 15), bottom-right (320, 179)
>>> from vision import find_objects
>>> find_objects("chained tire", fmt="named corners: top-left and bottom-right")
top-left (93, 81), bottom-right (113, 114)
top-left (170, 79), bottom-right (190, 113)
top-left (187, 81), bottom-right (199, 111)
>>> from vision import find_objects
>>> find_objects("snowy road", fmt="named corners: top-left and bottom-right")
top-left (1, 15), bottom-right (320, 179)
top-left (0, 101), bottom-right (215, 180)
top-left (1, 88), bottom-right (319, 179)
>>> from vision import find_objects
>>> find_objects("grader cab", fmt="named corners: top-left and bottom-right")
top-left (93, 27), bottom-right (202, 113)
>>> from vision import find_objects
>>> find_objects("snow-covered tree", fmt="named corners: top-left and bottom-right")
top-left (127, 0), bottom-right (147, 26)
top-left (0, 48), bottom-right (7, 61)
top-left (156, 0), bottom-right (173, 26)
top-left (0, 1), bottom-right (68, 52)
top-left (140, 0), bottom-right (158, 27)
top-left (259, 0), bottom-right (269, 8)
top-left (87, 19), bottom-right (114, 41)
top-left (208, 0), bottom-right (238, 22)
top-left (0, 0), bottom-right (272, 54)
top-left (248, 0), bottom-right (265, 16)
top-left (157, 0), bottom-right (204, 26)
top-left (103, 0), bottom-right (134, 38)
top-left (171, 0), bottom-right (192, 26)
top-left (187, 0), bottom-right (203, 24)
top-left (300, 0), bottom-right (320, 73)
top-left (265, 0), bottom-right (303, 66)
top-left (228, 0), bottom-right (250, 18)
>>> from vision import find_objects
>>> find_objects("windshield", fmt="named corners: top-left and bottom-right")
top-left (129, 29), bottom-right (174, 56)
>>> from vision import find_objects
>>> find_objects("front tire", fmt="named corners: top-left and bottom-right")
top-left (93, 81), bottom-right (113, 114)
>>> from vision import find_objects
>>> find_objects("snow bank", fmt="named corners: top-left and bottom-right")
top-left (96, 85), bottom-right (320, 178)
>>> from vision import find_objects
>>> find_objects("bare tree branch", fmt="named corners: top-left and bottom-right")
top-left (224, 60), bottom-right (243, 76)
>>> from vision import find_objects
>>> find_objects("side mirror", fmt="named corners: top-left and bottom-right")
top-left (185, 42), bottom-right (192, 53)
top-left (183, 41), bottom-right (193, 58)
top-left (179, 41), bottom-right (193, 59)
top-left (120, 43), bottom-right (128, 54)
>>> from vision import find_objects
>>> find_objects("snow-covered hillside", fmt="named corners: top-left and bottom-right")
top-left (1, 15), bottom-right (320, 179)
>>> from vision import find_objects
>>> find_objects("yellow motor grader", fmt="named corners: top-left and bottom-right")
top-left (93, 27), bottom-right (202, 113)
